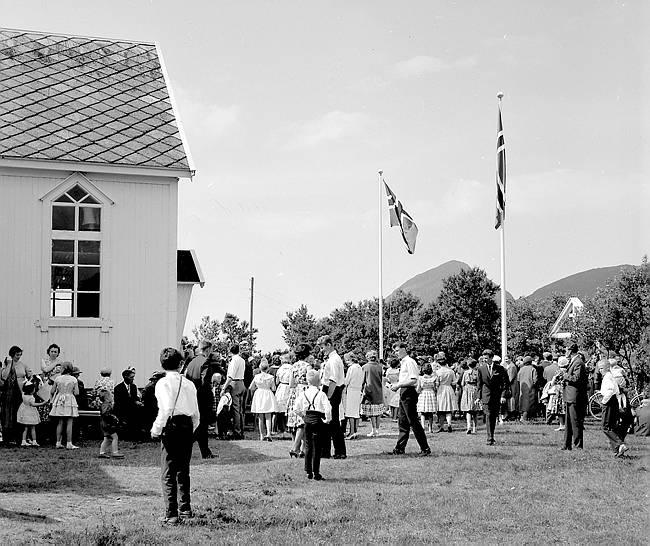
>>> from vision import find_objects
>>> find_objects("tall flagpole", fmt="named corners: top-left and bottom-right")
top-left (497, 92), bottom-right (507, 364)
top-left (378, 170), bottom-right (384, 361)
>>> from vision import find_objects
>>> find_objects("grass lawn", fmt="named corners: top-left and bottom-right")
top-left (0, 417), bottom-right (648, 545)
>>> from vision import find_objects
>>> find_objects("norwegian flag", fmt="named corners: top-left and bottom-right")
top-left (495, 102), bottom-right (506, 229)
top-left (384, 180), bottom-right (418, 254)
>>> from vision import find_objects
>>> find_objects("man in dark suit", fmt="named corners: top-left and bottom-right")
top-left (114, 367), bottom-right (144, 439)
top-left (476, 350), bottom-right (510, 445)
top-left (185, 340), bottom-right (215, 458)
top-left (562, 343), bottom-right (588, 450)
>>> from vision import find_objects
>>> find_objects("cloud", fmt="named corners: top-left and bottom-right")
top-left (173, 87), bottom-right (240, 138)
top-left (200, 105), bottom-right (240, 136)
top-left (285, 110), bottom-right (369, 149)
top-left (416, 178), bottom-right (486, 225)
top-left (391, 55), bottom-right (478, 78)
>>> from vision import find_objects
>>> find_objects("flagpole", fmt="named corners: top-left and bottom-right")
top-left (378, 170), bottom-right (384, 361)
top-left (497, 92), bottom-right (507, 364)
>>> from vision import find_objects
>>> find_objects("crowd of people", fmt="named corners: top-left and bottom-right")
top-left (1, 337), bottom-right (648, 525)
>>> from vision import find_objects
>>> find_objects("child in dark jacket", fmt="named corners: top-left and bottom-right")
top-left (99, 389), bottom-right (124, 459)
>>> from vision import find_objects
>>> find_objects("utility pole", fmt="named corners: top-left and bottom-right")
top-left (249, 276), bottom-right (254, 351)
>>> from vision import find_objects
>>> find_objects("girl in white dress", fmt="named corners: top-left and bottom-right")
top-left (18, 382), bottom-right (46, 446)
top-left (343, 352), bottom-right (364, 439)
top-left (250, 361), bottom-right (278, 441)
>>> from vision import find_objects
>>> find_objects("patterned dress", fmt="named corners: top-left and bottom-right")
top-left (460, 368), bottom-right (480, 412)
top-left (286, 360), bottom-right (310, 429)
top-left (49, 374), bottom-right (79, 418)
top-left (546, 371), bottom-right (565, 415)
top-left (274, 363), bottom-right (293, 412)
top-left (416, 375), bottom-right (438, 414)
top-left (436, 366), bottom-right (458, 413)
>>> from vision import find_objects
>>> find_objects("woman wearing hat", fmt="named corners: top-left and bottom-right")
top-left (435, 353), bottom-right (457, 433)
top-left (517, 356), bottom-right (538, 422)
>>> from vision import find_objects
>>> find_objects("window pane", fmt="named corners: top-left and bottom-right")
top-left (77, 293), bottom-right (99, 318)
top-left (52, 240), bottom-right (74, 264)
top-left (80, 194), bottom-right (99, 204)
top-left (78, 267), bottom-right (100, 291)
top-left (55, 194), bottom-right (73, 203)
top-left (50, 290), bottom-right (73, 317)
top-left (78, 241), bottom-right (100, 265)
top-left (68, 185), bottom-right (87, 202)
top-left (51, 266), bottom-right (74, 290)
top-left (52, 205), bottom-right (75, 230)
top-left (79, 207), bottom-right (101, 231)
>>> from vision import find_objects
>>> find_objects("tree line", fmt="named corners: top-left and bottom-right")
top-left (189, 258), bottom-right (649, 377)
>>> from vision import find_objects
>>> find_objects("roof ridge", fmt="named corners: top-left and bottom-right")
top-left (0, 26), bottom-right (155, 47)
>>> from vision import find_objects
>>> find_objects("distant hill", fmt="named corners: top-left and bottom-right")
top-left (527, 264), bottom-right (634, 301)
top-left (388, 260), bottom-right (514, 305)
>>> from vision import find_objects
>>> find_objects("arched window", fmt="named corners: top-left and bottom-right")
top-left (50, 184), bottom-right (102, 318)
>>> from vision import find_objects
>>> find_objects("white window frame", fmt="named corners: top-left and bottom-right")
top-left (39, 173), bottom-right (114, 330)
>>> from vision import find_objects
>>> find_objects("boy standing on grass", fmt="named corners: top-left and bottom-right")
top-left (151, 347), bottom-right (200, 526)
top-left (294, 369), bottom-right (332, 481)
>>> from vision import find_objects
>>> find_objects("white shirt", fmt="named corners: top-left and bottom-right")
top-left (151, 371), bottom-right (200, 436)
top-left (227, 354), bottom-right (246, 380)
top-left (322, 350), bottom-right (345, 386)
top-left (398, 355), bottom-right (419, 385)
top-left (293, 385), bottom-right (332, 422)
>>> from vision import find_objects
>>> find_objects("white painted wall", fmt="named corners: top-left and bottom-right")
top-left (0, 167), bottom-right (180, 386)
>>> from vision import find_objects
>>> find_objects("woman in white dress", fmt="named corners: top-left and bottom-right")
top-left (250, 361), bottom-right (278, 441)
top-left (343, 352), bottom-right (364, 439)
top-left (435, 353), bottom-right (457, 433)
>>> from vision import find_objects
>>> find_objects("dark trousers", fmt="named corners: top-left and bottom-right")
top-left (160, 416), bottom-right (194, 518)
top-left (395, 387), bottom-right (429, 452)
top-left (602, 397), bottom-right (630, 453)
top-left (322, 385), bottom-right (346, 457)
top-left (484, 404), bottom-right (499, 442)
top-left (230, 381), bottom-right (246, 436)
top-left (564, 401), bottom-right (585, 449)
top-left (194, 419), bottom-right (212, 457)
top-left (304, 411), bottom-right (325, 475)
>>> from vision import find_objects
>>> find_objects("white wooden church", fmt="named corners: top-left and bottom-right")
top-left (0, 28), bottom-right (203, 382)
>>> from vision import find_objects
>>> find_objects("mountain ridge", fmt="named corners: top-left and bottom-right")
top-left (389, 260), bottom-right (633, 305)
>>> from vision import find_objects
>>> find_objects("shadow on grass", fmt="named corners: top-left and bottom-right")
top-left (0, 444), bottom-right (155, 497)
top-left (0, 506), bottom-right (58, 524)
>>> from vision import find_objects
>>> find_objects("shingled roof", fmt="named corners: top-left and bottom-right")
top-left (0, 28), bottom-right (193, 176)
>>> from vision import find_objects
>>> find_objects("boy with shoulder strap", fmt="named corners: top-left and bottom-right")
top-left (293, 369), bottom-right (332, 481)
top-left (151, 347), bottom-right (200, 525)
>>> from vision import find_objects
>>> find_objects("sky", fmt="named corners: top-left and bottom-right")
top-left (4, 1), bottom-right (648, 350)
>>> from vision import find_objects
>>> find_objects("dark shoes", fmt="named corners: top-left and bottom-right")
top-left (307, 473), bottom-right (313, 479)
top-left (333, 454), bottom-right (347, 460)
top-left (418, 449), bottom-right (431, 457)
top-left (486, 439), bottom-right (495, 446)
top-left (314, 474), bottom-right (324, 481)
top-left (390, 448), bottom-right (405, 455)
top-left (289, 450), bottom-right (299, 458)
top-left (202, 452), bottom-right (215, 459)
